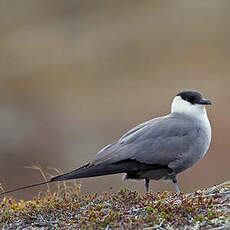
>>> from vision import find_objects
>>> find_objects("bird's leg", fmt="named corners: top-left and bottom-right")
top-left (172, 177), bottom-right (180, 194)
top-left (145, 178), bottom-right (150, 192)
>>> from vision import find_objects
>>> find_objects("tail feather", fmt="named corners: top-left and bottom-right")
top-left (0, 162), bottom-right (130, 196)
top-left (50, 160), bottom-right (157, 182)
top-left (0, 181), bottom-right (51, 196)
top-left (0, 160), bottom-right (160, 196)
top-left (51, 162), bottom-right (130, 182)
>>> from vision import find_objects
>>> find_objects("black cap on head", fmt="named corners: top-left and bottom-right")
top-left (177, 91), bottom-right (211, 105)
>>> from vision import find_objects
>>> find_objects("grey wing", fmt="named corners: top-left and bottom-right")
top-left (92, 114), bottom-right (200, 171)
top-left (92, 117), bottom-right (162, 165)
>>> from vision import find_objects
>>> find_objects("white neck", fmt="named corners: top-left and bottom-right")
top-left (171, 95), bottom-right (211, 158)
top-left (171, 96), bottom-right (207, 120)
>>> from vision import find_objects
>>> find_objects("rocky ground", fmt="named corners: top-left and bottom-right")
top-left (0, 182), bottom-right (229, 230)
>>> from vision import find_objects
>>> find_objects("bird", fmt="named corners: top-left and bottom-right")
top-left (0, 90), bottom-right (211, 196)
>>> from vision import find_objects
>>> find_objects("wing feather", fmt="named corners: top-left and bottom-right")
top-left (92, 113), bottom-right (200, 169)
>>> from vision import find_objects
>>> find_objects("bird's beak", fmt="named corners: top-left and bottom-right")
top-left (199, 99), bottom-right (212, 105)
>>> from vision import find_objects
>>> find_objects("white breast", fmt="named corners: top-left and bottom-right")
top-left (200, 112), bottom-right (212, 157)
top-left (171, 95), bottom-right (211, 157)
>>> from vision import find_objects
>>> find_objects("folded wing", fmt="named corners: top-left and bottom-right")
top-left (52, 113), bottom-right (200, 182)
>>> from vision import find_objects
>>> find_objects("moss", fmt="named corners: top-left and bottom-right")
top-left (0, 183), bottom-right (229, 229)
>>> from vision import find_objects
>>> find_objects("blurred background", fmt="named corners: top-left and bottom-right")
top-left (0, 0), bottom-right (229, 200)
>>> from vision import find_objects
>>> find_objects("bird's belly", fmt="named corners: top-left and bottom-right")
top-left (126, 167), bottom-right (172, 181)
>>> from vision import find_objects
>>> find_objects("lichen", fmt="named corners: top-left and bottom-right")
top-left (0, 183), bottom-right (229, 229)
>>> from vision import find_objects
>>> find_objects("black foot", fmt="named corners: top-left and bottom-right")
top-left (145, 178), bottom-right (150, 192)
